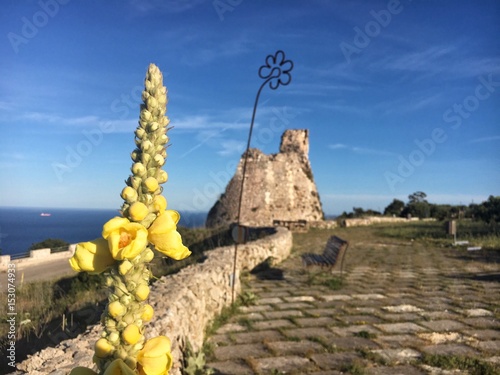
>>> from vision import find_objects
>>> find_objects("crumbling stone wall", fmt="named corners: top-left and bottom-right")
top-left (206, 129), bottom-right (324, 228)
top-left (11, 227), bottom-right (292, 375)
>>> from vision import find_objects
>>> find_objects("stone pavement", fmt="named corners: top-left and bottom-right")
top-left (206, 229), bottom-right (500, 374)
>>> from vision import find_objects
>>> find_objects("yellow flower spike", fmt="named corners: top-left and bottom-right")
top-left (119, 260), bottom-right (133, 276)
top-left (144, 177), bottom-right (159, 192)
top-left (69, 238), bottom-right (115, 274)
top-left (148, 210), bottom-right (191, 260)
top-left (137, 336), bottom-right (173, 375)
top-left (122, 324), bottom-right (141, 345)
top-left (152, 195), bottom-right (167, 213)
top-left (129, 202), bottom-right (149, 222)
top-left (135, 284), bottom-right (150, 301)
top-left (108, 301), bottom-right (127, 318)
top-left (121, 186), bottom-right (138, 203)
top-left (95, 338), bottom-right (114, 358)
top-left (102, 359), bottom-right (137, 375)
top-left (142, 304), bottom-right (154, 322)
top-left (102, 217), bottom-right (148, 260)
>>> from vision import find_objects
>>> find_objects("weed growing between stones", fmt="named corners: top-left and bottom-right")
top-left (419, 353), bottom-right (499, 375)
top-left (306, 272), bottom-right (344, 290)
top-left (181, 340), bottom-right (214, 375)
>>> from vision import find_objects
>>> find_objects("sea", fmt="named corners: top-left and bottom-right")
top-left (0, 207), bottom-right (207, 257)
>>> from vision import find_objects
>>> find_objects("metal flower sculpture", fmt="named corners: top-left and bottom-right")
top-left (258, 50), bottom-right (293, 90)
top-left (231, 50), bottom-right (293, 302)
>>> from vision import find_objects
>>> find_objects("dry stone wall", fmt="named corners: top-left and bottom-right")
top-left (11, 227), bottom-right (292, 375)
top-left (206, 129), bottom-right (324, 228)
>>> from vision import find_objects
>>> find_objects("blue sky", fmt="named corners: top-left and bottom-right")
top-left (1, 0), bottom-right (499, 216)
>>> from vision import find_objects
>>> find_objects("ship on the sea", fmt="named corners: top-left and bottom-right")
top-left (40, 213), bottom-right (52, 217)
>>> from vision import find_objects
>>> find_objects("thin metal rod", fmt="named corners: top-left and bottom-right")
top-left (231, 78), bottom-right (271, 304)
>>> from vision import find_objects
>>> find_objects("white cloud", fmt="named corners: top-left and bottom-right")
top-left (329, 143), bottom-right (396, 156)
top-left (217, 140), bottom-right (246, 156)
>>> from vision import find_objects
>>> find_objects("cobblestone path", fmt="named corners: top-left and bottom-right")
top-left (206, 227), bottom-right (500, 374)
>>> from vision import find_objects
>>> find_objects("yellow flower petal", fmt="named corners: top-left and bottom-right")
top-left (108, 301), bottom-right (126, 318)
top-left (129, 202), bottom-right (149, 222)
top-left (152, 195), bottom-right (167, 213)
top-left (137, 336), bottom-right (173, 375)
top-left (102, 217), bottom-right (148, 260)
top-left (122, 324), bottom-right (141, 345)
top-left (142, 304), bottom-right (154, 322)
top-left (135, 284), bottom-right (150, 301)
top-left (121, 186), bottom-right (138, 203)
top-left (69, 238), bottom-right (114, 274)
top-left (95, 338), bottom-right (114, 358)
top-left (144, 177), bottom-right (159, 193)
top-left (148, 211), bottom-right (191, 260)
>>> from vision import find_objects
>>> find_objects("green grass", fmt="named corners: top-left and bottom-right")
top-left (419, 353), bottom-right (499, 375)
top-left (306, 272), bottom-right (343, 290)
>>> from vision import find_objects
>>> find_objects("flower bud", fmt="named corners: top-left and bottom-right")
top-left (121, 187), bottom-right (138, 203)
top-left (118, 260), bottom-right (133, 275)
top-left (154, 154), bottom-right (165, 166)
top-left (152, 195), bottom-right (167, 212)
top-left (135, 128), bottom-right (146, 139)
top-left (140, 109), bottom-right (151, 121)
top-left (120, 294), bottom-right (132, 306)
top-left (141, 140), bottom-right (153, 151)
top-left (95, 338), bottom-right (114, 357)
top-left (147, 96), bottom-right (158, 109)
top-left (142, 91), bottom-right (150, 103)
top-left (135, 284), bottom-right (150, 301)
top-left (105, 319), bottom-right (117, 331)
top-left (144, 177), bottom-right (159, 193)
top-left (122, 313), bottom-right (135, 325)
top-left (129, 202), bottom-right (149, 222)
top-left (108, 301), bottom-right (126, 318)
top-left (130, 177), bottom-right (141, 190)
top-left (126, 281), bottom-right (137, 292)
top-left (142, 304), bottom-right (154, 322)
top-left (142, 248), bottom-right (155, 263)
top-left (149, 122), bottom-right (159, 131)
top-left (122, 324), bottom-right (141, 345)
top-left (156, 170), bottom-right (168, 184)
top-left (131, 149), bottom-right (140, 161)
top-left (132, 162), bottom-right (146, 176)
top-left (141, 153), bottom-right (151, 165)
top-left (108, 331), bottom-right (120, 345)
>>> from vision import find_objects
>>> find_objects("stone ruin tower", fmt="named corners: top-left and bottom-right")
top-left (206, 129), bottom-right (324, 228)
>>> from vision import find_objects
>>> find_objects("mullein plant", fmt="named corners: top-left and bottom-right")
top-left (69, 64), bottom-right (191, 375)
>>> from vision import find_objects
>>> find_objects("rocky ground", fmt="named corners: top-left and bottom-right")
top-left (206, 225), bottom-right (500, 374)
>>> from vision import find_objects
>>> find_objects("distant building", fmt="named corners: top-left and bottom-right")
top-left (206, 129), bottom-right (324, 228)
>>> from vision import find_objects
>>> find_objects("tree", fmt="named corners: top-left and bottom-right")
top-left (29, 238), bottom-right (70, 251)
top-left (408, 191), bottom-right (427, 204)
top-left (403, 191), bottom-right (430, 218)
top-left (384, 199), bottom-right (405, 216)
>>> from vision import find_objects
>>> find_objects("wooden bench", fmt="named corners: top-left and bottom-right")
top-left (301, 235), bottom-right (349, 276)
